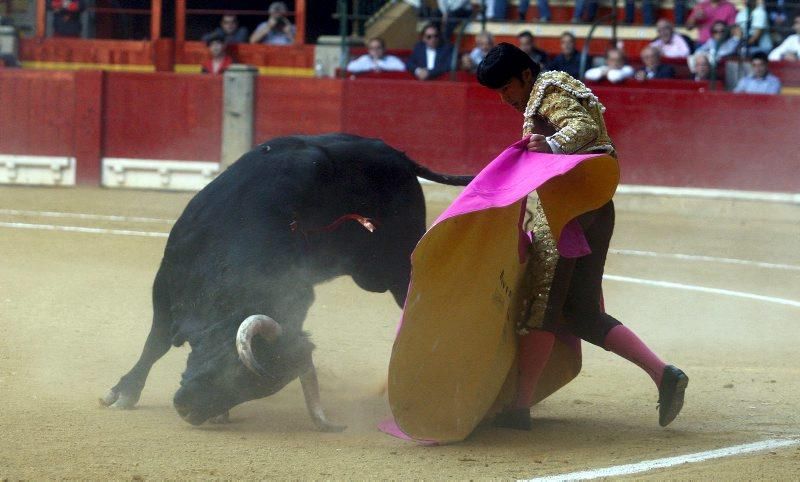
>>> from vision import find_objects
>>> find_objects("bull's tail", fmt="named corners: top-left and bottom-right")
top-left (413, 164), bottom-right (474, 186)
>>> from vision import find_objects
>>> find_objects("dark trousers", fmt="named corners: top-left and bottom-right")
top-left (542, 201), bottom-right (621, 347)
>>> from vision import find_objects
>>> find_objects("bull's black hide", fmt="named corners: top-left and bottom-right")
top-left (101, 133), bottom-right (471, 430)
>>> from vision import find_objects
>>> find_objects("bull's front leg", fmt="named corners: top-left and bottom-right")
top-left (300, 361), bottom-right (346, 432)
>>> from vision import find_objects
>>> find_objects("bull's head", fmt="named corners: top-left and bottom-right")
top-left (172, 315), bottom-right (344, 431)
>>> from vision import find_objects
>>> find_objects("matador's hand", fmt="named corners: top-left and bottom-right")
top-left (527, 134), bottom-right (552, 153)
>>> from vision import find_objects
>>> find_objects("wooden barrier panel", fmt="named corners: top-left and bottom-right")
top-left (1, 71), bottom-right (798, 192)
top-left (254, 77), bottom-right (343, 142)
top-left (0, 70), bottom-right (76, 156)
top-left (103, 72), bottom-right (222, 161)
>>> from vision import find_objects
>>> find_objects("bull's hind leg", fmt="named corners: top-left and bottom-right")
top-left (101, 271), bottom-right (172, 409)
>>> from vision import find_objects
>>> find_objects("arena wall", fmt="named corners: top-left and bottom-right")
top-left (0, 70), bottom-right (797, 193)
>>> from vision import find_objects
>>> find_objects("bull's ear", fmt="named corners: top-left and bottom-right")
top-left (236, 315), bottom-right (283, 377)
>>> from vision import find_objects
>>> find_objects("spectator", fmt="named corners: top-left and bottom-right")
top-left (461, 31), bottom-right (494, 72)
top-left (250, 1), bottom-right (296, 45)
top-left (624, 0), bottom-right (656, 26)
top-left (520, 0), bottom-right (551, 23)
top-left (694, 21), bottom-right (741, 64)
top-left (734, 52), bottom-right (781, 93)
top-left (735, 0), bottom-right (773, 55)
top-left (650, 19), bottom-right (692, 58)
top-left (0, 53), bottom-right (21, 68)
top-left (686, 0), bottom-right (738, 45)
top-left (768, 16), bottom-right (800, 61)
top-left (407, 22), bottom-right (454, 80)
top-left (203, 15), bottom-right (249, 45)
top-left (517, 30), bottom-right (548, 68)
top-left (690, 52), bottom-right (713, 80)
top-left (635, 46), bottom-right (677, 80)
top-left (49, 0), bottom-right (85, 38)
top-left (485, 0), bottom-right (550, 22)
top-left (437, 0), bottom-right (472, 40)
top-left (585, 48), bottom-right (635, 83)
top-left (201, 33), bottom-right (233, 75)
top-left (346, 37), bottom-right (406, 73)
top-left (573, 0), bottom-right (598, 23)
top-left (546, 32), bottom-right (586, 79)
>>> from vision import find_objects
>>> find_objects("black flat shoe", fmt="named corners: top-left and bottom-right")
top-left (493, 408), bottom-right (533, 431)
top-left (658, 365), bottom-right (688, 427)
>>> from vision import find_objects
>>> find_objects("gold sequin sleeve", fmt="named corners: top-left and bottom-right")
top-left (538, 89), bottom-right (600, 154)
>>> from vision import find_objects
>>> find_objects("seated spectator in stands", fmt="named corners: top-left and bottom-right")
top-left (768, 16), bottom-right (800, 61)
top-left (546, 32), bottom-right (586, 78)
top-left (203, 15), bottom-right (249, 45)
top-left (437, 0), bottom-right (473, 39)
top-left (734, 52), bottom-right (781, 93)
top-left (690, 52), bottom-right (713, 80)
top-left (517, 30), bottom-right (548, 68)
top-left (0, 53), bottom-right (21, 68)
top-left (49, 0), bottom-right (85, 38)
top-left (407, 22), bottom-right (454, 80)
top-left (624, 0), bottom-right (656, 26)
top-left (250, 1), bottom-right (295, 45)
top-left (635, 46), bottom-right (677, 80)
top-left (573, 0), bottom-right (598, 24)
top-left (585, 48), bottom-right (635, 83)
top-left (486, 0), bottom-right (550, 22)
top-left (686, 0), bottom-right (737, 44)
top-left (693, 21), bottom-right (741, 64)
top-left (735, 0), bottom-right (773, 55)
top-left (201, 33), bottom-right (233, 75)
top-left (650, 19), bottom-right (692, 58)
top-left (461, 31), bottom-right (494, 73)
top-left (346, 37), bottom-right (406, 73)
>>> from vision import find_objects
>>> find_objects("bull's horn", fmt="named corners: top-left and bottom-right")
top-left (236, 314), bottom-right (283, 376)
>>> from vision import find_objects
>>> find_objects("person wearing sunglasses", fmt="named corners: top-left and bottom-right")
top-left (692, 21), bottom-right (741, 64)
top-left (406, 22), bottom-right (455, 81)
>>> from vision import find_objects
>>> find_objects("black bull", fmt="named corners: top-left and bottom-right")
top-left (100, 134), bottom-right (472, 430)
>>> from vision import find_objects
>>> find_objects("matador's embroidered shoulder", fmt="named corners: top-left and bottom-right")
top-left (524, 71), bottom-right (606, 118)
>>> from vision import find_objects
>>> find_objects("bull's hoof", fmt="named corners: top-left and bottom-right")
top-left (317, 421), bottom-right (347, 433)
top-left (98, 389), bottom-right (138, 409)
top-left (208, 411), bottom-right (231, 424)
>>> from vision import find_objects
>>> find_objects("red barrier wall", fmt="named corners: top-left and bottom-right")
top-left (0, 70), bottom-right (77, 157)
top-left (1, 70), bottom-right (798, 192)
top-left (103, 72), bottom-right (222, 162)
top-left (254, 77), bottom-right (343, 140)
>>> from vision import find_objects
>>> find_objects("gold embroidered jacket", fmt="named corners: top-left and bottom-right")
top-left (523, 71), bottom-right (615, 157)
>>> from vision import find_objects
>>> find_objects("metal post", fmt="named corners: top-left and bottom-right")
top-left (221, 65), bottom-right (257, 168)
top-left (338, 0), bottom-right (348, 75)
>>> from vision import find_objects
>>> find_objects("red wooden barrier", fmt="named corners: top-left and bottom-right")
top-left (1, 71), bottom-right (798, 191)
top-left (254, 77), bottom-right (343, 141)
top-left (103, 72), bottom-right (222, 162)
top-left (0, 70), bottom-right (76, 157)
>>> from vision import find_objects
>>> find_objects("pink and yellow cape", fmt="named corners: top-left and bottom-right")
top-left (381, 139), bottom-right (619, 444)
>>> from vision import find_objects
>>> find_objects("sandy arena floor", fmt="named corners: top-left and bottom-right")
top-left (1, 185), bottom-right (798, 480)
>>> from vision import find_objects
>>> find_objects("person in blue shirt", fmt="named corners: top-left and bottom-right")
top-left (733, 52), bottom-right (782, 94)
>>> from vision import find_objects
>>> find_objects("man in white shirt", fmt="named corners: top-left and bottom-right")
top-left (768, 16), bottom-right (800, 61)
top-left (650, 19), bottom-right (691, 58)
top-left (346, 37), bottom-right (406, 73)
top-left (585, 47), bottom-right (635, 83)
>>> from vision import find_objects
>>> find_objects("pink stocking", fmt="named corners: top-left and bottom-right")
top-left (514, 330), bottom-right (555, 408)
top-left (603, 325), bottom-right (666, 387)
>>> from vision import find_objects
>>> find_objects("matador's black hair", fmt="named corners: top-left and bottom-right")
top-left (477, 42), bottom-right (540, 89)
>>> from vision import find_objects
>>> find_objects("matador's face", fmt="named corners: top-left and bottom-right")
top-left (495, 68), bottom-right (535, 113)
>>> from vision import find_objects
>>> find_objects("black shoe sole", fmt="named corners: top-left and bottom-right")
top-left (659, 373), bottom-right (688, 427)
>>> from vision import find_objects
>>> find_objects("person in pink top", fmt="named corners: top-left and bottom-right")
top-left (686, 0), bottom-right (738, 44)
top-left (650, 19), bottom-right (692, 58)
